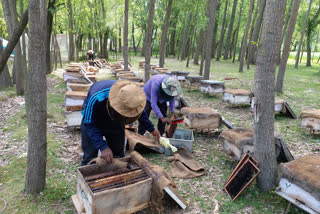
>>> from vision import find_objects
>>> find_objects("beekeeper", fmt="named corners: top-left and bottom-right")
top-left (81, 80), bottom-right (160, 165)
top-left (87, 50), bottom-right (96, 61)
top-left (138, 75), bottom-right (181, 136)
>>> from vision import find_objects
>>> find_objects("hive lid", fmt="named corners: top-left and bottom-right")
top-left (299, 109), bottom-right (320, 119)
top-left (224, 89), bottom-right (252, 96)
top-left (200, 80), bottom-right (225, 85)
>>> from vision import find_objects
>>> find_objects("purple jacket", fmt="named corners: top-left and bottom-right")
top-left (143, 75), bottom-right (175, 119)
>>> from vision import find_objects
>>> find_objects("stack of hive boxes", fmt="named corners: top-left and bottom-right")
top-left (111, 61), bottom-right (144, 87)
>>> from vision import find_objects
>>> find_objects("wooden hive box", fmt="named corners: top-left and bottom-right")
top-left (116, 71), bottom-right (134, 77)
top-left (118, 76), bottom-right (143, 83)
top-left (87, 74), bottom-right (97, 82)
top-left (65, 110), bottom-right (82, 127)
top-left (276, 155), bottom-right (320, 214)
top-left (87, 66), bottom-right (99, 73)
top-left (67, 83), bottom-right (92, 92)
top-left (63, 72), bottom-right (82, 82)
top-left (220, 128), bottom-right (281, 161)
top-left (75, 157), bottom-right (152, 214)
top-left (299, 109), bottom-right (320, 132)
top-left (185, 75), bottom-right (204, 88)
top-left (223, 89), bottom-right (253, 105)
top-left (66, 67), bottom-right (81, 73)
top-left (181, 107), bottom-right (221, 129)
top-left (169, 71), bottom-right (190, 81)
top-left (139, 60), bottom-right (145, 67)
top-left (200, 80), bottom-right (225, 94)
top-left (65, 91), bottom-right (87, 111)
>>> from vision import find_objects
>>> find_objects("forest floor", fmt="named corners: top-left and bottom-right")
top-left (0, 55), bottom-right (319, 214)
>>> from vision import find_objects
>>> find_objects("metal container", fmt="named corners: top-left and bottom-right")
top-left (165, 129), bottom-right (194, 156)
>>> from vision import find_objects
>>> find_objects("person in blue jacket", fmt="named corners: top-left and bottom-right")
top-left (81, 80), bottom-right (160, 166)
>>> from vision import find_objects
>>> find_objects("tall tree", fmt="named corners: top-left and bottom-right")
top-left (2, 0), bottom-right (26, 95)
top-left (0, 8), bottom-right (28, 75)
top-left (253, 0), bottom-right (286, 192)
top-left (123, 0), bottom-right (129, 70)
top-left (180, 12), bottom-right (192, 61)
top-left (46, 0), bottom-right (56, 74)
top-left (232, 0), bottom-right (243, 63)
top-left (159, 0), bottom-right (173, 67)
top-left (0, 38), bottom-right (12, 88)
top-left (67, 0), bottom-right (75, 61)
top-left (144, 0), bottom-right (156, 82)
top-left (306, 7), bottom-right (320, 66)
top-left (204, 0), bottom-right (217, 80)
top-left (238, 0), bottom-right (254, 72)
top-left (211, 0), bottom-right (221, 58)
top-left (223, 0), bottom-right (237, 60)
top-left (294, 0), bottom-right (312, 68)
top-left (25, 0), bottom-right (47, 193)
top-left (247, 0), bottom-right (266, 65)
top-left (216, 0), bottom-right (228, 61)
top-left (193, 29), bottom-right (204, 65)
top-left (276, 0), bottom-right (301, 93)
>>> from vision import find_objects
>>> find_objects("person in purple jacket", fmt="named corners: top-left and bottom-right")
top-left (138, 75), bottom-right (181, 136)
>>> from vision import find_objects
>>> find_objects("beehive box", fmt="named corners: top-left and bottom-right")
top-left (181, 107), bottom-right (221, 129)
top-left (300, 109), bottom-right (320, 132)
top-left (65, 111), bottom-right (82, 127)
top-left (75, 158), bottom-right (152, 214)
top-left (65, 91), bottom-right (87, 111)
top-left (200, 80), bottom-right (225, 94)
top-left (67, 83), bottom-right (92, 92)
top-left (276, 155), bottom-right (320, 214)
top-left (220, 128), bottom-right (281, 161)
top-left (169, 71), bottom-right (190, 81)
top-left (223, 89), bottom-right (252, 105)
top-left (185, 76), bottom-right (204, 88)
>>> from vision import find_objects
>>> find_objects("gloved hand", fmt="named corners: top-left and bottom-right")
top-left (160, 137), bottom-right (177, 152)
top-left (101, 147), bottom-right (113, 163)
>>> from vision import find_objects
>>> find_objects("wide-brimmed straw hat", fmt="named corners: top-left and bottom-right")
top-left (88, 50), bottom-right (93, 54)
top-left (109, 80), bottom-right (146, 118)
top-left (161, 77), bottom-right (181, 97)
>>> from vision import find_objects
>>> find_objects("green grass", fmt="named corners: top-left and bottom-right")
top-left (0, 56), bottom-right (319, 213)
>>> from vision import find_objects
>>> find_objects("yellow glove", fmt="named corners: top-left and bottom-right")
top-left (160, 137), bottom-right (177, 153)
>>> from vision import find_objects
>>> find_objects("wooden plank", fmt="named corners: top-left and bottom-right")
top-left (164, 186), bottom-right (187, 209)
top-left (71, 194), bottom-right (85, 214)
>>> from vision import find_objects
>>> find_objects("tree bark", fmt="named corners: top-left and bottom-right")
top-left (276, 0), bottom-right (301, 93)
top-left (123, 0), bottom-right (129, 70)
top-left (119, 25), bottom-right (122, 53)
top-left (239, 0), bottom-right (254, 72)
top-left (179, 12), bottom-right (192, 61)
top-left (25, 0), bottom-right (47, 194)
top-left (211, 0), bottom-right (221, 58)
top-left (223, 0), bottom-right (237, 60)
top-left (306, 7), bottom-right (320, 67)
top-left (247, 0), bottom-right (266, 65)
top-left (232, 0), bottom-right (243, 63)
top-left (104, 29), bottom-right (109, 59)
top-left (46, 0), bottom-right (55, 74)
top-left (281, 0), bottom-right (294, 46)
top-left (216, 0), bottom-right (228, 61)
top-left (0, 39), bottom-right (12, 88)
top-left (2, 0), bottom-right (26, 95)
top-left (159, 0), bottom-right (173, 67)
top-left (194, 29), bottom-right (204, 65)
top-left (144, 0), bottom-right (156, 82)
top-left (199, 31), bottom-right (207, 76)
top-left (294, 0), bottom-right (312, 69)
top-left (67, 0), bottom-right (75, 62)
top-left (254, 0), bottom-right (286, 192)
top-left (204, 0), bottom-right (217, 80)
top-left (132, 22), bottom-right (137, 55)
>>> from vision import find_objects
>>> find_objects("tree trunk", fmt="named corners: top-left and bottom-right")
top-left (119, 25), bottom-right (122, 53)
top-left (2, 0), bottom-right (26, 95)
top-left (216, 0), bottom-right (228, 61)
top-left (20, 0), bottom-right (27, 69)
top-left (123, 0), bottom-right (129, 70)
top-left (186, 27), bottom-right (196, 67)
top-left (194, 29), bottom-right (204, 65)
top-left (247, 0), bottom-right (266, 65)
top-left (276, 0), bottom-right (301, 93)
top-left (199, 32), bottom-right (207, 76)
top-left (46, 0), bottom-right (55, 74)
top-left (254, 0), bottom-right (286, 192)
top-left (0, 39), bottom-right (12, 88)
top-left (281, 0), bottom-right (294, 46)
top-left (180, 12), bottom-right (192, 61)
top-left (67, 0), bottom-right (75, 62)
top-left (204, 0), bottom-right (217, 80)
top-left (104, 29), bottom-right (109, 59)
top-left (306, 7), bottom-right (320, 67)
top-left (159, 0), bottom-right (173, 67)
top-left (25, 0), bottom-right (47, 194)
top-left (144, 0), bottom-right (156, 82)
top-left (239, 0), bottom-right (254, 72)
top-left (232, 0), bottom-right (243, 63)
top-left (294, 0), bottom-right (312, 69)
top-left (223, 0), bottom-right (238, 60)
top-left (211, 0), bottom-right (221, 58)
top-left (132, 22), bottom-right (137, 55)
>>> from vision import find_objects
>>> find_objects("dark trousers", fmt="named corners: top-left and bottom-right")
top-left (138, 101), bottom-right (167, 136)
top-left (80, 121), bottom-right (125, 166)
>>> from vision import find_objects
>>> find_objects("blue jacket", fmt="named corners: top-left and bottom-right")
top-left (82, 80), bottom-right (155, 151)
